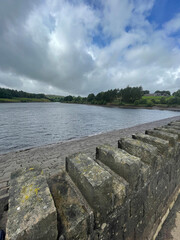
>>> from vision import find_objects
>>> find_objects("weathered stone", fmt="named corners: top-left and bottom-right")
top-left (146, 129), bottom-right (178, 146)
top-left (164, 124), bottom-right (180, 131)
top-left (111, 177), bottom-right (127, 208)
top-left (96, 145), bottom-right (142, 188)
top-left (157, 126), bottom-right (180, 140)
top-left (1, 118), bottom-right (180, 240)
top-left (48, 172), bottom-right (93, 240)
top-left (6, 167), bottom-right (58, 240)
top-left (118, 138), bottom-right (158, 167)
top-left (140, 163), bottom-right (151, 185)
top-left (132, 133), bottom-right (169, 154)
top-left (169, 121), bottom-right (180, 128)
top-left (0, 186), bottom-right (8, 196)
top-left (66, 153), bottom-right (113, 216)
top-left (0, 193), bottom-right (9, 218)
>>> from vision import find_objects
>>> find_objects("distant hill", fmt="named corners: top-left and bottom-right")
top-left (0, 87), bottom-right (50, 103)
top-left (0, 87), bottom-right (47, 99)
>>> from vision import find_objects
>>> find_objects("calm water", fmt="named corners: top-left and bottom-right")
top-left (0, 102), bottom-right (179, 154)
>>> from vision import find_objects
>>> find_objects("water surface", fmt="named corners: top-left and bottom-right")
top-left (0, 102), bottom-right (179, 154)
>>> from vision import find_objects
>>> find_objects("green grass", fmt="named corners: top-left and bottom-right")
top-left (0, 98), bottom-right (51, 103)
top-left (142, 96), bottom-right (173, 100)
top-left (0, 98), bottom-right (20, 103)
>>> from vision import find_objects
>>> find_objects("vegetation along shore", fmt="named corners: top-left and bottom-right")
top-left (0, 86), bottom-right (180, 110)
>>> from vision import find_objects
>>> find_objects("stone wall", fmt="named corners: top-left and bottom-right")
top-left (2, 120), bottom-right (180, 239)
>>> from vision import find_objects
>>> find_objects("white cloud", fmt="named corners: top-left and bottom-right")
top-left (102, 0), bottom-right (133, 37)
top-left (0, 0), bottom-right (180, 95)
top-left (164, 13), bottom-right (180, 35)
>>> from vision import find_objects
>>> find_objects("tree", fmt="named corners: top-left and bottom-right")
top-left (0, 87), bottom-right (47, 99)
top-left (173, 89), bottom-right (180, 97)
top-left (155, 90), bottom-right (171, 96)
top-left (87, 93), bottom-right (95, 103)
top-left (64, 95), bottom-right (73, 101)
top-left (143, 90), bottom-right (150, 95)
top-left (121, 86), bottom-right (143, 103)
top-left (95, 92), bottom-right (105, 104)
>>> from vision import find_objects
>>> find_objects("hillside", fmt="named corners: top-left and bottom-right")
top-left (0, 88), bottom-right (50, 103)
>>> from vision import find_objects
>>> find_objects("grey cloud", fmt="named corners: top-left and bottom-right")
top-left (0, 0), bottom-right (97, 94)
top-left (0, 0), bottom-right (180, 95)
top-left (0, 0), bottom-right (42, 35)
top-left (0, 72), bottom-right (23, 89)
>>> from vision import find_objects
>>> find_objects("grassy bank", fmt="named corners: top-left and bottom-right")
top-left (0, 98), bottom-right (51, 103)
top-left (106, 95), bottom-right (180, 109)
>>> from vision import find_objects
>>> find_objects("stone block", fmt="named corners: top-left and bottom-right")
top-left (6, 167), bottom-right (58, 240)
top-left (132, 133), bottom-right (169, 154)
top-left (66, 153), bottom-right (113, 216)
top-left (169, 121), bottom-right (180, 128)
top-left (140, 163), bottom-right (151, 186)
top-left (0, 193), bottom-right (9, 218)
top-left (164, 124), bottom-right (180, 131)
top-left (112, 177), bottom-right (127, 208)
top-left (0, 186), bottom-right (8, 196)
top-left (154, 127), bottom-right (180, 140)
top-left (146, 129), bottom-right (178, 146)
top-left (96, 145), bottom-right (142, 188)
top-left (48, 172), bottom-right (93, 240)
top-left (118, 138), bottom-right (158, 167)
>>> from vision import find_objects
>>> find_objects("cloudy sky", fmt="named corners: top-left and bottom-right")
top-left (0, 0), bottom-right (180, 96)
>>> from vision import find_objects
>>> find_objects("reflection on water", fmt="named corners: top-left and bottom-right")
top-left (0, 102), bottom-right (179, 153)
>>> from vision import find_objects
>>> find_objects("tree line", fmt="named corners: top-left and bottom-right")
top-left (59, 86), bottom-right (180, 106)
top-left (0, 88), bottom-right (46, 99)
top-left (0, 86), bottom-right (180, 106)
top-left (59, 86), bottom-right (144, 105)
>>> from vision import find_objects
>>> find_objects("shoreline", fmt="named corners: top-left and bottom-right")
top-left (0, 100), bottom-right (180, 111)
top-left (0, 115), bottom-right (180, 174)
top-left (105, 104), bottom-right (180, 112)
top-left (1, 113), bottom-right (180, 156)
top-left (59, 102), bottom-right (180, 112)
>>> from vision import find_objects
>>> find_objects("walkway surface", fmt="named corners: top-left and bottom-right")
top-left (0, 115), bottom-right (180, 237)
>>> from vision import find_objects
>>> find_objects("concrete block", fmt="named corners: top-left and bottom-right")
top-left (48, 172), bottom-right (93, 240)
top-left (118, 138), bottom-right (158, 167)
top-left (132, 133), bottom-right (169, 154)
top-left (6, 167), bottom-right (58, 240)
top-left (96, 145), bottom-right (142, 188)
top-left (66, 153), bottom-right (113, 215)
top-left (146, 129), bottom-right (178, 146)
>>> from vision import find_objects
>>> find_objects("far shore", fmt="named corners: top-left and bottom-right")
top-left (105, 104), bottom-right (180, 112)
top-left (60, 101), bottom-right (180, 112)
top-left (0, 99), bottom-right (180, 111)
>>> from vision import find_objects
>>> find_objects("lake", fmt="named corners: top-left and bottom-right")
top-left (0, 102), bottom-right (179, 154)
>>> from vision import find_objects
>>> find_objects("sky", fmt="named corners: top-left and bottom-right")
top-left (0, 0), bottom-right (180, 96)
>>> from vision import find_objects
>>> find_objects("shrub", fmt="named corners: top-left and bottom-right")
top-left (160, 97), bottom-right (167, 104)
top-left (134, 100), bottom-right (139, 106)
top-left (146, 100), bottom-right (153, 107)
top-left (139, 98), bottom-right (147, 104)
